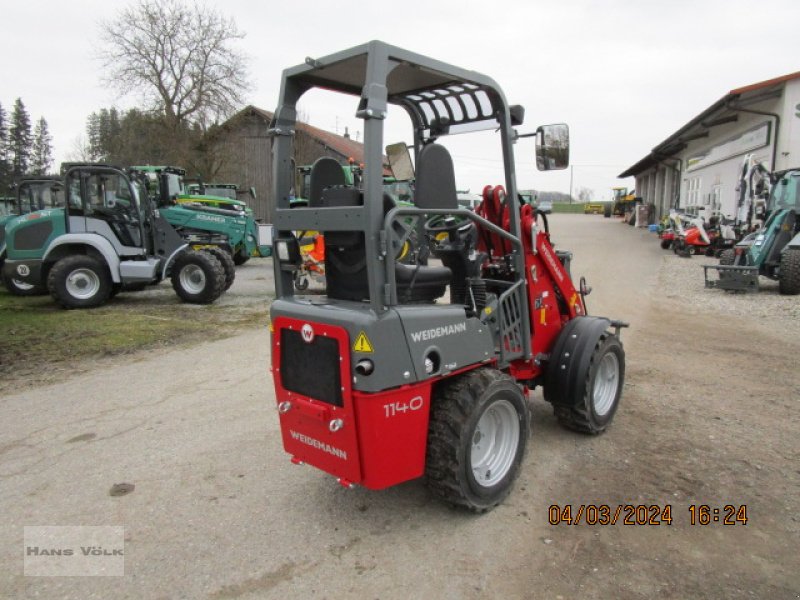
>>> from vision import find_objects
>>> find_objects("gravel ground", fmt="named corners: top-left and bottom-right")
top-left (656, 248), bottom-right (800, 341)
top-left (0, 215), bottom-right (797, 599)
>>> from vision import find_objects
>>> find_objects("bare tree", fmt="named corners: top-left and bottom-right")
top-left (98, 0), bottom-right (249, 130)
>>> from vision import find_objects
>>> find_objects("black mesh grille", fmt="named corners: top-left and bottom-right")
top-left (280, 328), bottom-right (342, 407)
top-left (15, 220), bottom-right (53, 251)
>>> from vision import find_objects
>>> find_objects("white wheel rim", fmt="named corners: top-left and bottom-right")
top-left (471, 398), bottom-right (520, 487)
top-left (179, 264), bottom-right (206, 294)
top-left (593, 352), bottom-right (619, 416)
top-left (65, 268), bottom-right (100, 300)
top-left (12, 279), bottom-right (34, 291)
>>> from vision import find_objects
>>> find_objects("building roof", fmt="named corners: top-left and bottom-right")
top-left (240, 106), bottom-right (367, 163)
top-left (619, 71), bottom-right (800, 178)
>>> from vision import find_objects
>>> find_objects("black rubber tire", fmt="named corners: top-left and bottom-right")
top-left (778, 248), bottom-right (800, 295)
top-left (293, 272), bottom-right (310, 291)
top-left (233, 249), bottom-right (250, 266)
top-left (47, 255), bottom-right (112, 309)
top-left (2, 271), bottom-right (47, 296)
top-left (718, 249), bottom-right (735, 266)
top-left (170, 250), bottom-right (225, 304)
top-left (603, 205), bottom-right (611, 218)
top-left (426, 368), bottom-right (530, 513)
top-left (660, 238), bottom-right (671, 250)
top-left (554, 334), bottom-right (624, 434)
top-left (205, 246), bottom-right (236, 291)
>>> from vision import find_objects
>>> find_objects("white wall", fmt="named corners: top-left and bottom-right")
top-left (675, 96), bottom-right (782, 219)
top-left (778, 78), bottom-right (800, 171)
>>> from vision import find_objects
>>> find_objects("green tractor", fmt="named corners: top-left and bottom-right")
top-left (130, 166), bottom-right (271, 265)
top-left (2, 164), bottom-right (230, 308)
top-left (704, 168), bottom-right (800, 294)
top-left (183, 182), bottom-right (255, 215)
top-left (1, 176), bottom-right (65, 295)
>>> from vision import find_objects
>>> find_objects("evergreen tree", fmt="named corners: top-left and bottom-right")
top-left (87, 107), bottom-right (124, 162)
top-left (86, 111), bottom-right (102, 161)
top-left (31, 117), bottom-right (53, 174)
top-left (9, 98), bottom-right (32, 178)
top-left (0, 101), bottom-right (10, 190)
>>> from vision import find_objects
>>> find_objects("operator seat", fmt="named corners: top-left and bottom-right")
top-left (321, 145), bottom-right (452, 303)
top-left (309, 157), bottom-right (346, 207)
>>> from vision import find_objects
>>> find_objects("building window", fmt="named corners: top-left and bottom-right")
top-left (685, 177), bottom-right (702, 213)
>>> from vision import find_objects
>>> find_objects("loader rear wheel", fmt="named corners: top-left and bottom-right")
top-left (426, 368), bottom-right (529, 513)
top-left (718, 249), bottom-right (735, 266)
top-left (2, 272), bottom-right (46, 296)
top-left (205, 247), bottom-right (236, 291)
top-left (778, 248), bottom-right (800, 295)
top-left (554, 334), bottom-right (624, 434)
top-left (171, 250), bottom-right (225, 304)
top-left (47, 255), bottom-right (112, 309)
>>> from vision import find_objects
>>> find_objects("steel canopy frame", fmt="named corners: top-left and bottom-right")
top-left (270, 41), bottom-right (524, 325)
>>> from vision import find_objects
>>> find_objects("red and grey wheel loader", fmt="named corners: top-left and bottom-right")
top-left (268, 41), bottom-right (628, 512)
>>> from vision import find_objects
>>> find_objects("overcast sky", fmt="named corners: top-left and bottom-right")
top-left (3, 0), bottom-right (799, 201)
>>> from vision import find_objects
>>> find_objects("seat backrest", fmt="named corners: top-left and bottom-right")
top-left (414, 144), bottom-right (458, 210)
top-left (309, 157), bottom-right (346, 207)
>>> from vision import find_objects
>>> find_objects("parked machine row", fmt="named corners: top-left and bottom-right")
top-left (653, 154), bottom-right (800, 295)
top-left (1, 163), bottom-right (271, 308)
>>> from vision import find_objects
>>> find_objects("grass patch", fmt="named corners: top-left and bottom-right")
top-left (0, 287), bottom-right (269, 392)
top-left (551, 202), bottom-right (588, 214)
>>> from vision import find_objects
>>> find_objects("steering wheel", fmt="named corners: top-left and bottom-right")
top-left (424, 214), bottom-right (461, 235)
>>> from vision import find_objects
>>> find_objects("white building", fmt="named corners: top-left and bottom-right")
top-left (620, 71), bottom-right (800, 220)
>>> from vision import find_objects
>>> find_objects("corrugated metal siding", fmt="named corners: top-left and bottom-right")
top-left (243, 136), bottom-right (272, 221)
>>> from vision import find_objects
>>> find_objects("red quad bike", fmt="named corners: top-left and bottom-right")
top-left (268, 42), bottom-right (628, 512)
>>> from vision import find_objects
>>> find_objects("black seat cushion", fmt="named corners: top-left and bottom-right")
top-left (395, 263), bottom-right (451, 303)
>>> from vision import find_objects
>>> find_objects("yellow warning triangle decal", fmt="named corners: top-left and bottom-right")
top-left (353, 331), bottom-right (374, 353)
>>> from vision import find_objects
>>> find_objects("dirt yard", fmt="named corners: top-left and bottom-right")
top-left (0, 215), bottom-right (797, 599)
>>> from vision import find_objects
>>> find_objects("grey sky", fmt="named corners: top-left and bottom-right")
top-left (3, 0), bottom-right (799, 201)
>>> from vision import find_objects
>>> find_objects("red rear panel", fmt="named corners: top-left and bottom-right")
top-left (352, 383), bottom-right (432, 489)
top-left (272, 317), bottom-right (362, 484)
top-left (271, 317), bottom-right (434, 490)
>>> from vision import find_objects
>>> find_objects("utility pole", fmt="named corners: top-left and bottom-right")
top-left (569, 165), bottom-right (574, 203)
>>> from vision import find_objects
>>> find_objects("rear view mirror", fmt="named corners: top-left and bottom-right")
top-left (535, 124), bottom-right (569, 171)
top-left (249, 186), bottom-right (257, 200)
top-left (386, 143), bottom-right (415, 181)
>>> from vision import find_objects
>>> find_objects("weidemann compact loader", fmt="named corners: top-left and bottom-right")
top-left (268, 41), bottom-right (627, 511)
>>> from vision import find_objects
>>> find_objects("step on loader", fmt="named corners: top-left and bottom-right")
top-left (268, 41), bottom-right (628, 512)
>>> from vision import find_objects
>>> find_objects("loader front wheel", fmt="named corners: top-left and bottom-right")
top-left (233, 249), bottom-right (250, 266)
top-left (171, 250), bottom-right (225, 304)
top-left (778, 248), bottom-right (800, 295)
top-left (426, 368), bottom-right (530, 513)
top-left (554, 334), bottom-right (624, 434)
